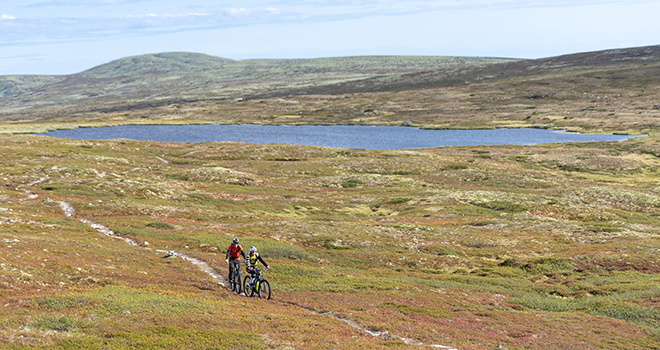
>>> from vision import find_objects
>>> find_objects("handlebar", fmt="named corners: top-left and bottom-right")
top-left (246, 266), bottom-right (271, 272)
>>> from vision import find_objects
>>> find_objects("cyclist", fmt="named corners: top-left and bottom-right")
top-left (246, 246), bottom-right (270, 284)
top-left (225, 238), bottom-right (246, 283)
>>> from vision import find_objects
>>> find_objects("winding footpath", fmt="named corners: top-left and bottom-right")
top-left (20, 180), bottom-right (456, 349)
top-left (57, 201), bottom-right (227, 288)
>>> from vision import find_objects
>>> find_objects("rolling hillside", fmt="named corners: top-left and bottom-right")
top-left (1, 45), bottom-right (660, 136)
top-left (1, 132), bottom-right (659, 349)
top-left (1, 46), bottom-right (660, 349)
top-left (0, 53), bottom-right (517, 116)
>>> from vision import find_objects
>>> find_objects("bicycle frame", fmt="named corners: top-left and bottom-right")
top-left (254, 270), bottom-right (264, 286)
top-left (229, 260), bottom-right (242, 294)
top-left (229, 260), bottom-right (241, 277)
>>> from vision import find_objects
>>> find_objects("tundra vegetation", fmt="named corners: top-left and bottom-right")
top-left (0, 46), bottom-right (659, 349)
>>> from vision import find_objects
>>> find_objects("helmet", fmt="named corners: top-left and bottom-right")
top-left (232, 238), bottom-right (239, 244)
top-left (250, 246), bottom-right (257, 253)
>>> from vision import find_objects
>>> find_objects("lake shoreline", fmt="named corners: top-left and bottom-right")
top-left (31, 123), bottom-right (645, 150)
top-left (0, 119), bottom-right (647, 136)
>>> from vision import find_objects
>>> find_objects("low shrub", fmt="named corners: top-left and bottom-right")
top-left (146, 222), bottom-right (176, 230)
top-left (58, 327), bottom-right (264, 349)
top-left (474, 200), bottom-right (526, 213)
top-left (380, 302), bottom-right (450, 318)
top-left (388, 197), bottom-right (411, 204)
top-left (522, 257), bottom-right (574, 274)
top-left (463, 241), bottom-right (497, 248)
top-left (262, 245), bottom-right (316, 260)
top-left (36, 295), bottom-right (94, 310)
top-left (469, 221), bottom-right (496, 227)
top-left (341, 178), bottom-right (363, 188)
top-left (422, 244), bottom-right (462, 257)
top-left (587, 302), bottom-right (660, 326)
top-left (442, 164), bottom-right (468, 171)
top-left (32, 316), bottom-right (91, 332)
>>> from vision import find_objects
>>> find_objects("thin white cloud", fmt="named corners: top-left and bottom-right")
top-left (24, 0), bottom-right (154, 7)
top-left (128, 12), bottom-right (211, 18)
top-left (226, 8), bottom-right (248, 16)
top-left (2, 0), bottom-right (658, 49)
top-left (284, 0), bottom-right (658, 15)
top-left (0, 6), bottom-right (286, 46)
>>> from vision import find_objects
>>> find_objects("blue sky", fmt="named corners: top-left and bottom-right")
top-left (1, 0), bottom-right (659, 75)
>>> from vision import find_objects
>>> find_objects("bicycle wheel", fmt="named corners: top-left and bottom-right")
top-left (243, 276), bottom-right (253, 297)
top-left (233, 270), bottom-right (242, 294)
top-left (257, 279), bottom-right (271, 300)
top-left (229, 270), bottom-right (236, 292)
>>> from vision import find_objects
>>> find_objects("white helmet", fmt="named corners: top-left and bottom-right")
top-left (250, 246), bottom-right (257, 253)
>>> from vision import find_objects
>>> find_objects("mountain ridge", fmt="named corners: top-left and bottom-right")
top-left (311, 44), bottom-right (660, 95)
top-left (79, 52), bottom-right (236, 78)
top-left (0, 53), bottom-right (519, 115)
top-left (2, 44), bottom-right (660, 128)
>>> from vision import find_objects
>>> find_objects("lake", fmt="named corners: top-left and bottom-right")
top-left (37, 124), bottom-right (641, 150)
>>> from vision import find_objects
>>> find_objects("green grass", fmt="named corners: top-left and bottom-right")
top-left (31, 316), bottom-right (92, 333)
top-left (473, 200), bottom-right (526, 213)
top-left (56, 327), bottom-right (264, 350)
top-left (380, 302), bottom-right (451, 319)
top-left (37, 287), bottom-right (213, 317)
top-left (2, 132), bottom-right (660, 348)
top-left (146, 222), bottom-right (176, 230)
top-left (442, 164), bottom-right (469, 171)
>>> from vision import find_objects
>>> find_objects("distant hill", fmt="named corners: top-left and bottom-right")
top-left (2, 45), bottom-right (660, 121)
top-left (0, 53), bottom-right (517, 116)
top-left (310, 44), bottom-right (660, 94)
top-left (80, 52), bottom-right (235, 78)
top-left (81, 53), bottom-right (515, 79)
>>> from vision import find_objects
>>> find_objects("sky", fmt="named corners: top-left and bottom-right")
top-left (1, 0), bottom-right (659, 75)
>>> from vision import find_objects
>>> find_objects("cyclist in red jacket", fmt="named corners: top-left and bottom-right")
top-left (225, 238), bottom-right (246, 283)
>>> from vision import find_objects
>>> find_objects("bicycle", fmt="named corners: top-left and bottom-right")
top-left (228, 260), bottom-right (242, 294)
top-left (243, 267), bottom-right (271, 299)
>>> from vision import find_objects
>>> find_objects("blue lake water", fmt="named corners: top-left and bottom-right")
top-left (37, 124), bottom-right (642, 150)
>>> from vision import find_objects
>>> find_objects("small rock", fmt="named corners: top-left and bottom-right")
top-left (140, 241), bottom-right (149, 247)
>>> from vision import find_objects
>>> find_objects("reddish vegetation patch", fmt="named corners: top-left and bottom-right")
top-left (575, 257), bottom-right (660, 274)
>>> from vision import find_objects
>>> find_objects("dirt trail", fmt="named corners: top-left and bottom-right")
top-left (17, 177), bottom-right (49, 201)
top-left (20, 180), bottom-right (456, 349)
top-left (57, 201), bottom-right (227, 288)
top-left (279, 302), bottom-right (457, 349)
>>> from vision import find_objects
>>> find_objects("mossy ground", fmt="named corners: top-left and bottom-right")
top-left (1, 133), bottom-right (659, 349)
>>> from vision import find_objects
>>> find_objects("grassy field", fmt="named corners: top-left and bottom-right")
top-left (1, 46), bottom-right (660, 349)
top-left (1, 132), bottom-right (659, 349)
